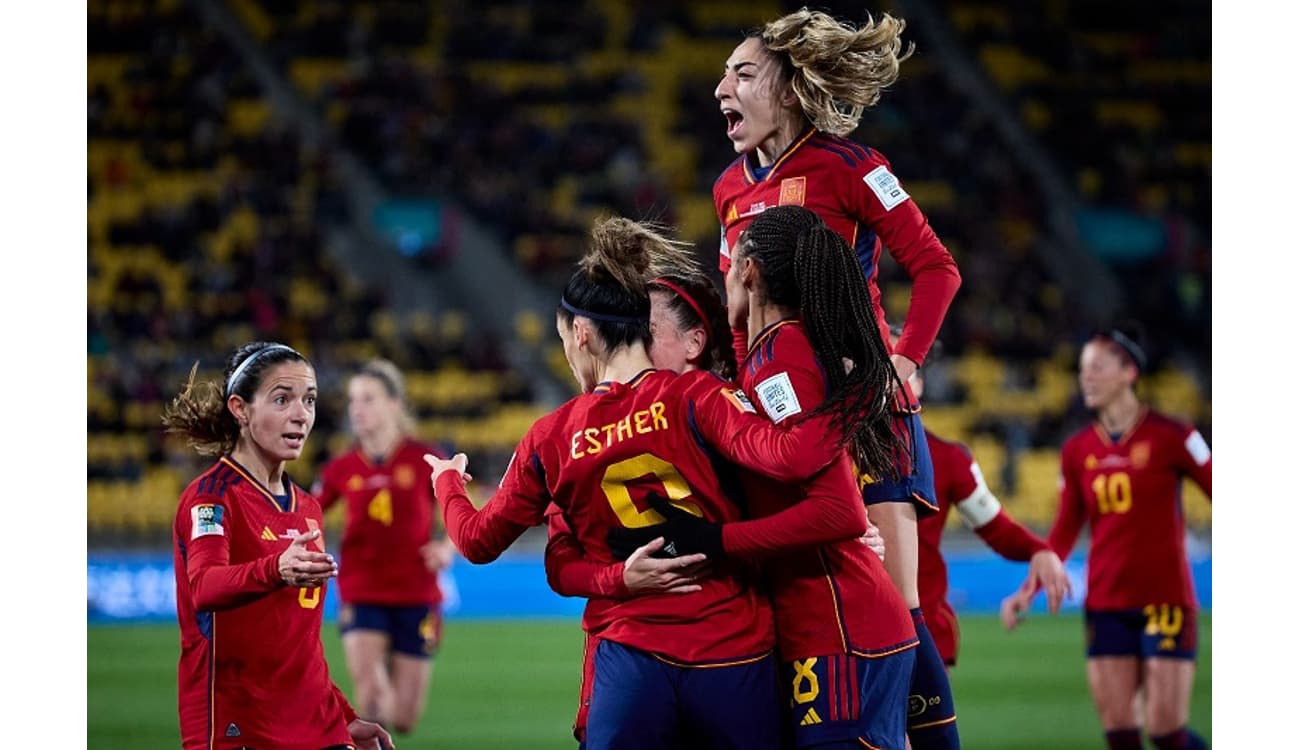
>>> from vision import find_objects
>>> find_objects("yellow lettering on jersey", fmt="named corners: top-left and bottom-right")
top-left (601, 454), bottom-right (699, 527)
top-left (792, 658), bottom-right (820, 704)
top-left (571, 402), bottom-right (671, 461)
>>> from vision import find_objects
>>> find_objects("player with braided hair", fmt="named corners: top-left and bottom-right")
top-left (426, 216), bottom-right (880, 749)
top-left (714, 204), bottom-right (921, 749)
top-left (712, 8), bottom-right (963, 748)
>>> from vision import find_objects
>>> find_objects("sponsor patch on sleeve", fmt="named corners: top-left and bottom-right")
top-left (863, 165), bottom-right (910, 211)
top-left (755, 372), bottom-right (803, 424)
top-left (1184, 431), bottom-right (1211, 466)
top-left (191, 504), bottom-right (225, 539)
top-left (721, 386), bottom-right (757, 414)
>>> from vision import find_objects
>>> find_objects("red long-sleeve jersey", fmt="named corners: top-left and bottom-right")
top-left (738, 320), bottom-right (917, 661)
top-left (315, 438), bottom-right (445, 607)
top-left (437, 368), bottom-right (848, 664)
top-left (1049, 408), bottom-right (1212, 610)
top-left (173, 456), bottom-right (356, 750)
top-left (918, 430), bottom-right (1049, 626)
top-left (714, 128), bottom-right (961, 374)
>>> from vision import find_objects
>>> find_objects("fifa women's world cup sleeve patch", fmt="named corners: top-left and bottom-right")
top-left (720, 386), bottom-right (757, 414)
top-left (863, 165), bottom-right (910, 211)
top-left (1184, 430), bottom-right (1211, 466)
top-left (755, 371), bottom-right (802, 424)
top-left (191, 504), bottom-right (226, 539)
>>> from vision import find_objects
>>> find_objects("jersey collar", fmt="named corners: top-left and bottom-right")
top-left (220, 454), bottom-right (298, 513)
top-left (743, 127), bottom-right (818, 184)
top-left (592, 368), bottom-right (657, 395)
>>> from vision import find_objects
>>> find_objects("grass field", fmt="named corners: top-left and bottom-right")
top-left (88, 614), bottom-right (1210, 748)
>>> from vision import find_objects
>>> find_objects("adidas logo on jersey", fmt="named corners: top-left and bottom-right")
top-left (799, 707), bottom-right (822, 726)
top-left (225, 722), bottom-right (241, 737)
top-left (260, 527), bottom-right (276, 541)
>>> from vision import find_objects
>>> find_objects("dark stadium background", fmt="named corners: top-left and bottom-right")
top-left (86, 0), bottom-right (1211, 746)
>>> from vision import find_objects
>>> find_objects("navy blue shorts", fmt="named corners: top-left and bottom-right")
top-left (1086, 606), bottom-right (1198, 660)
top-left (338, 602), bottom-right (441, 658)
top-left (586, 640), bottom-right (783, 750)
top-left (861, 412), bottom-right (939, 518)
top-left (783, 648), bottom-right (916, 749)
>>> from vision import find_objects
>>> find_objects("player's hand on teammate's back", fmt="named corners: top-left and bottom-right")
top-left (605, 493), bottom-right (724, 560)
top-left (348, 718), bottom-right (395, 750)
top-left (277, 529), bottom-right (337, 588)
top-left (622, 537), bottom-right (711, 595)
top-left (861, 520), bottom-right (886, 561)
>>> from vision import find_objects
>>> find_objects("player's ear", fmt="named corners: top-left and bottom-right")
top-left (685, 327), bottom-right (706, 361)
top-left (227, 395), bottom-right (250, 427)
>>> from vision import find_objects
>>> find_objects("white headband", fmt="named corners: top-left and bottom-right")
top-left (225, 344), bottom-right (296, 398)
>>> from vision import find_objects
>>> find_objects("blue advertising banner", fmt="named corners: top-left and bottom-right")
top-left (88, 550), bottom-right (1211, 624)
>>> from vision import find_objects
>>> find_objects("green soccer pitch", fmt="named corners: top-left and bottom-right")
top-left (88, 614), bottom-right (1210, 749)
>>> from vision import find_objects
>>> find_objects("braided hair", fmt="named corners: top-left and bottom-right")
top-left (739, 205), bottom-right (905, 480)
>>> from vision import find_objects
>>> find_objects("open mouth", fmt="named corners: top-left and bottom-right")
top-left (723, 108), bottom-right (744, 136)
top-left (283, 432), bottom-right (306, 447)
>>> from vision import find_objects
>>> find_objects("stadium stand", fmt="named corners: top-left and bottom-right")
top-left (88, 0), bottom-right (1209, 543)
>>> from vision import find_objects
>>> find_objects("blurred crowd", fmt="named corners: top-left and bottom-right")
top-left (88, 0), bottom-right (1210, 543)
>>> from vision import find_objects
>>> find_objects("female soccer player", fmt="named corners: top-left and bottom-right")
top-left (544, 266), bottom-right (891, 745)
top-left (894, 331), bottom-right (1070, 668)
top-left (1002, 326), bottom-right (1211, 750)
top-left (711, 11), bottom-right (962, 747)
top-left (314, 359), bottom-right (454, 735)
top-left (425, 217), bottom-right (879, 750)
top-left (162, 341), bottom-right (394, 750)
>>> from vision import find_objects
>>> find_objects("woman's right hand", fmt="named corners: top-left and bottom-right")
top-left (622, 537), bottom-right (711, 595)
top-left (277, 529), bottom-right (337, 588)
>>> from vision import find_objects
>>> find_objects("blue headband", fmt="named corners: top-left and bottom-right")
top-left (1102, 330), bottom-right (1147, 373)
top-left (559, 296), bottom-right (646, 325)
top-left (225, 344), bottom-right (297, 398)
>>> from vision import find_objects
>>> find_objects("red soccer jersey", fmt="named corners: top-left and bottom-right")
top-left (436, 368), bottom-right (847, 665)
top-left (738, 320), bottom-right (917, 661)
top-left (917, 430), bottom-right (1047, 626)
top-left (1049, 408), bottom-right (1213, 610)
top-left (173, 456), bottom-right (356, 750)
top-left (316, 438), bottom-right (445, 607)
top-left (713, 128), bottom-right (960, 373)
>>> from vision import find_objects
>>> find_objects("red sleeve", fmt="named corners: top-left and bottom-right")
top-left (179, 497), bottom-right (284, 611)
top-left (435, 436), bottom-right (551, 564)
top-left (332, 682), bottom-right (358, 724)
top-left (545, 506), bottom-right (630, 599)
top-left (848, 152), bottom-right (961, 366)
top-left (974, 509), bottom-right (1050, 562)
top-left (689, 377), bottom-right (840, 484)
top-left (721, 454), bottom-right (867, 557)
top-left (314, 461), bottom-right (342, 512)
top-left (1047, 443), bottom-right (1088, 560)
top-left (1174, 426), bottom-right (1212, 501)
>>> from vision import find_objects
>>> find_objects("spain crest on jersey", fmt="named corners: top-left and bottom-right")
top-left (778, 177), bottom-right (806, 206)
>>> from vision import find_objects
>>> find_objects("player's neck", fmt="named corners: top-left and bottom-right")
top-left (1097, 392), bottom-right (1143, 436)
top-left (755, 113), bottom-right (810, 167)
top-left (596, 345), bottom-right (655, 385)
top-left (747, 302), bottom-right (798, 345)
top-left (358, 425), bottom-right (402, 462)
top-left (230, 444), bottom-right (285, 493)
